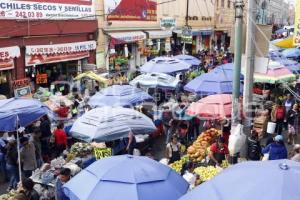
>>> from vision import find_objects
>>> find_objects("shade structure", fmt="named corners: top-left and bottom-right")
top-left (64, 155), bottom-right (189, 200)
top-left (140, 57), bottom-right (191, 74)
top-left (0, 98), bottom-right (51, 132)
top-left (70, 107), bottom-right (156, 142)
top-left (213, 63), bottom-right (244, 80)
top-left (180, 159), bottom-right (300, 200)
top-left (252, 62), bottom-right (296, 84)
top-left (74, 71), bottom-right (108, 85)
top-left (174, 54), bottom-right (201, 66)
top-left (88, 85), bottom-right (153, 108)
top-left (129, 73), bottom-right (180, 89)
top-left (279, 59), bottom-right (300, 73)
top-left (281, 48), bottom-right (300, 58)
top-left (186, 94), bottom-right (232, 119)
top-left (184, 71), bottom-right (243, 96)
top-left (273, 37), bottom-right (295, 48)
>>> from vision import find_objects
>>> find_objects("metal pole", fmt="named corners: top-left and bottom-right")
top-left (232, 0), bottom-right (244, 126)
top-left (185, 0), bottom-right (189, 26)
top-left (243, 0), bottom-right (256, 136)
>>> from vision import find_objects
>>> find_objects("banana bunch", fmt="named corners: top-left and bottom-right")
top-left (169, 156), bottom-right (189, 173)
top-left (221, 160), bottom-right (230, 168)
top-left (0, 190), bottom-right (17, 200)
top-left (194, 166), bottom-right (221, 182)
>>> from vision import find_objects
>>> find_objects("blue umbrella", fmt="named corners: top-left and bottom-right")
top-left (64, 155), bottom-right (189, 200)
top-left (279, 59), bottom-right (300, 73)
top-left (180, 159), bottom-right (300, 200)
top-left (0, 98), bottom-right (51, 132)
top-left (184, 71), bottom-right (243, 96)
top-left (88, 85), bottom-right (153, 108)
top-left (275, 28), bottom-right (287, 35)
top-left (281, 48), bottom-right (300, 58)
top-left (213, 63), bottom-right (244, 80)
top-left (140, 57), bottom-right (191, 74)
top-left (174, 55), bottom-right (201, 66)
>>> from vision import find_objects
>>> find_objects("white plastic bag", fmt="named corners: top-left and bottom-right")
top-left (133, 148), bottom-right (141, 156)
top-left (262, 153), bottom-right (269, 161)
top-left (228, 124), bottom-right (247, 155)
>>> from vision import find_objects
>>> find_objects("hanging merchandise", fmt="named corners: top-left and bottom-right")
top-left (124, 44), bottom-right (129, 57)
top-left (157, 39), bottom-right (161, 51)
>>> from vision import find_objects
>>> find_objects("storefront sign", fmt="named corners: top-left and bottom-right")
top-left (25, 51), bottom-right (90, 66)
top-left (0, 0), bottom-right (95, 20)
top-left (26, 41), bottom-right (96, 55)
top-left (36, 73), bottom-right (48, 84)
top-left (160, 18), bottom-right (176, 29)
top-left (0, 46), bottom-right (20, 60)
top-left (147, 30), bottom-right (172, 39)
top-left (12, 78), bottom-right (30, 89)
top-left (94, 148), bottom-right (112, 160)
top-left (0, 59), bottom-right (14, 71)
top-left (109, 32), bottom-right (146, 43)
top-left (105, 0), bottom-right (157, 21)
top-left (14, 86), bottom-right (31, 97)
top-left (293, 0), bottom-right (300, 46)
top-left (185, 16), bottom-right (212, 21)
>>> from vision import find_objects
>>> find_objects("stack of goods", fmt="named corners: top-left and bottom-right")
top-left (0, 190), bottom-right (17, 200)
top-left (194, 160), bottom-right (230, 183)
top-left (187, 128), bottom-right (221, 162)
top-left (169, 156), bottom-right (189, 173)
top-left (67, 142), bottom-right (94, 160)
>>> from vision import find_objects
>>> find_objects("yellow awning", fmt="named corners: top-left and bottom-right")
top-left (274, 37), bottom-right (295, 48)
top-left (75, 71), bottom-right (108, 85)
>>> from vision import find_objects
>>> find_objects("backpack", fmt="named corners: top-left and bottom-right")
top-left (276, 107), bottom-right (285, 120)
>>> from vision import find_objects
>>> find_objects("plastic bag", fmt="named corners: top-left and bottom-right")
top-left (228, 124), bottom-right (247, 155)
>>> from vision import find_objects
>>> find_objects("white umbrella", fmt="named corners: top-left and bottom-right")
top-left (70, 107), bottom-right (156, 142)
top-left (130, 73), bottom-right (179, 89)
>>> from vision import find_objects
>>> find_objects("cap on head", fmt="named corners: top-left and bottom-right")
top-left (274, 135), bottom-right (283, 142)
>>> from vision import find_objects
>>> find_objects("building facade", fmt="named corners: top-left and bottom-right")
top-left (0, 0), bottom-right (98, 97)
top-left (96, 0), bottom-right (215, 72)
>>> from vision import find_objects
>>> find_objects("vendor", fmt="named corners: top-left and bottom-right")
top-left (208, 137), bottom-right (229, 166)
top-left (55, 168), bottom-right (71, 200)
top-left (166, 136), bottom-right (181, 164)
top-left (55, 102), bottom-right (70, 119)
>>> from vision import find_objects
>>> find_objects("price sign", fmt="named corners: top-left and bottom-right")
top-left (94, 148), bottom-right (112, 160)
top-left (36, 74), bottom-right (48, 84)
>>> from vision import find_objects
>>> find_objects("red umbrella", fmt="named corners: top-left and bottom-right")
top-left (186, 94), bottom-right (232, 119)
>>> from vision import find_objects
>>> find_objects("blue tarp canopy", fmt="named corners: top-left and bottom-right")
top-left (213, 63), bottom-right (244, 80)
top-left (64, 155), bottom-right (189, 200)
top-left (88, 85), bottom-right (153, 108)
top-left (281, 48), bottom-right (300, 58)
top-left (0, 98), bottom-right (51, 132)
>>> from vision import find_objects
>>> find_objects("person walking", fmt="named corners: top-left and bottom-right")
top-left (262, 135), bottom-right (288, 160)
top-left (20, 137), bottom-right (37, 178)
top-left (272, 101), bottom-right (285, 135)
top-left (53, 123), bottom-right (68, 157)
top-left (287, 104), bottom-right (299, 145)
top-left (6, 138), bottom-right (19, 190)
top-left (39, 115), bottom-right (51, 162)
top-left (246, 131), bottom-right (262, 161)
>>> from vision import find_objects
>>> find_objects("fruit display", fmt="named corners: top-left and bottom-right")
top-left (194, 166), bottom-right (222, 182)
top-left (169, 156), bottom-right (189, 173)
top-left (70, 142), bottom-right (93, 158)
top-left (187, 128), bottom-right (221, 162)
top-left (0, 190), bottom-right (17, 200)
top-left (221, 160), bottom-right (230, 168)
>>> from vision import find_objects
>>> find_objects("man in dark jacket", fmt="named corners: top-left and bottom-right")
top-left (246, 131), bottom-right (262, 161)
top-left (39, 116), bottom-right (51, 161)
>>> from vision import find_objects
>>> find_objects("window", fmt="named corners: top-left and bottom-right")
top-left (227, 0), bottom-right (230, 8)
top-left (221, 0), bottom-right (224, 8)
